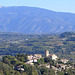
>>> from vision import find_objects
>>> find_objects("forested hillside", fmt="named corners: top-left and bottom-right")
top-left (0, 32), bottom-right (75, 63)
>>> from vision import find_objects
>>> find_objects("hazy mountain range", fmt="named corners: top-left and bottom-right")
top-left (0, 6), bottom-right (75, 33)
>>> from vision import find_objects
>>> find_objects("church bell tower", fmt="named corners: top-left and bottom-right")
top-left (45, 50), bottom-right (49, 57)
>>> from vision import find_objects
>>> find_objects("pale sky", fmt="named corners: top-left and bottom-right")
top-left (0, 0), bottom-right (75, 13)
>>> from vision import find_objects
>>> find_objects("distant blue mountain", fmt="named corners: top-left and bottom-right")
top-left (0, 6), bottom-right (75, 33)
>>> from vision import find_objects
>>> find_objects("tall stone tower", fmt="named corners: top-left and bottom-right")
top-left (45, 50), bottom-right (49, 57)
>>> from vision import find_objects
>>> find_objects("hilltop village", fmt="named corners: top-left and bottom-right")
top-left (11, 50), bottom-right (74, 72)
top-left (1, 50), bottom-right (75, 75)
top-left (26, 50), bottom-right (58, 64)
top-left (24, 50), bottom-right (72, 72)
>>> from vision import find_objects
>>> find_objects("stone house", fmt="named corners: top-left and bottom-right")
top-left (45, 50), bottom-right (58, 60)
top-left (60, 59), bottom-right (69, 63)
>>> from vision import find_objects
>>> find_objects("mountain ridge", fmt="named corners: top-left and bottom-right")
top-left (0, 6), bottom-right (75, 33)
